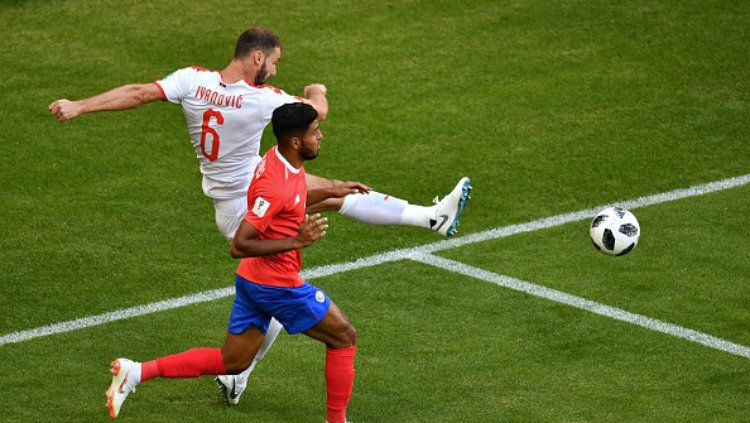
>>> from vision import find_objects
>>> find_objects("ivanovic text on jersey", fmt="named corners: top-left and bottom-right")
top-left (154, 66), bottom-right (301, 200)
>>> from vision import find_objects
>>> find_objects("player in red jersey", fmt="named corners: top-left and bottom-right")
top-left (50, 27), bottom-right (471, 404)
top-left (106, 103), bottom-right (357, 423)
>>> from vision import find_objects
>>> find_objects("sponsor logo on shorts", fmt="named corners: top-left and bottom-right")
top-left (315, 290), bottom-right (325, 303)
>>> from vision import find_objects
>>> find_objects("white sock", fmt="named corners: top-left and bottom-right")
top-left (339, 191), bottom-right (435, 228)
top-left (256, 317), bottom-right (284, 361)
top-left (234, 318), bottom-right (284, 386)
top-left (234, 361), bottom-right (256, 389)
top-left (401, 204), bottom-right (437, 228)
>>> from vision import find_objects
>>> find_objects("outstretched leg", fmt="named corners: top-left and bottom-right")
top-left (306, 174), bottom-right (472, 237)
top-left (106, 327), bottom-right (263, 419)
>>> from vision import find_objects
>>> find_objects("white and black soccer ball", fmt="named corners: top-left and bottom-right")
top-left (590, 206), bottom-right (640, 256)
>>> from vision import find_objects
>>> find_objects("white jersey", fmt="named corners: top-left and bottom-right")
top-left (155, 66), bottom-right (300, 199)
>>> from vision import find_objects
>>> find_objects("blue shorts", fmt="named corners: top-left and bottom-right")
top-left (228, 274), bottom-right (331, 335)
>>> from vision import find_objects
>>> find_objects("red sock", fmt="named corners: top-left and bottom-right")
top-left (325, 345), bottom-right (356, 423)
top-left (140, 348), bottom-right (226, 382)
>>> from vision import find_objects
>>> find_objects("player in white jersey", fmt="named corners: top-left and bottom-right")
top-left (156, 65), bottom-right (293, 201)
top-left (49, 27), bottom-right (471, 407)
top-left (152, 65), bottom-right (356, 239)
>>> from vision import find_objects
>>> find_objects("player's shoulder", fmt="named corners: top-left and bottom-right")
top-left (169, 65), bottom-right (218, 79)
top-left (250, 85), bottom-right (302, 109)
top-left (253, 84), bottom-right (281, 92)
top-left (252, 151), bottom-right (280, 184)
top-left (250, 173), bottom-right (284, 205)
top-left (261, 148), bottom-right (284, 174)
top-left (253, 84), bottom-right (287, 95)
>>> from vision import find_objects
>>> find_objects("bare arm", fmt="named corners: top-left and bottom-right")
top-left (48, 83), bottom-right (163, 122)
top-left (303, 83), bottom-right (328, 121)
top-left (230, 213), bottom-right (328, 259)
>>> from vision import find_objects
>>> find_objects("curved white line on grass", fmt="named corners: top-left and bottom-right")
top-left (409, 252), bottom-right (750, 359)
top-left (1, 173), bottom-right (749, 347)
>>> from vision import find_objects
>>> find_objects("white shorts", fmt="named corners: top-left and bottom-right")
top-left (213, 171), bottom-right (323, 241)
top-left (213, 196), bottom-right (248, 241)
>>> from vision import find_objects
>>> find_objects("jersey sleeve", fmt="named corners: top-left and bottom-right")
top-left (244, 178), bottom-right (284, 233)
top-left (259, 87), bottom-right (303, 123)
top-left (154, 67), bottom-right (196, 104)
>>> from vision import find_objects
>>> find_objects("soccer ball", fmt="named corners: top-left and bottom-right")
top-left (590, 206), bottom-right (640, 256)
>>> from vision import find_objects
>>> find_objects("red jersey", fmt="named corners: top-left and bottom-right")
top-left (236, 146), bottom-right (307, 287)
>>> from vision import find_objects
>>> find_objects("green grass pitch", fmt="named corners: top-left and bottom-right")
top-left (1, 1), bottom-right (748, 422)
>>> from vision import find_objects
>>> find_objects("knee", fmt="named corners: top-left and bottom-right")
top-left (345, 324), bottom-right (357, 345)
top-left (333, 322), bottom-right (357, 349)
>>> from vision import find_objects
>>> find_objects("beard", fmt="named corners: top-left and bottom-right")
top-left (300, 144), bottom-right (319, 160)
top-left (254, 60), bottom-right (268, 86)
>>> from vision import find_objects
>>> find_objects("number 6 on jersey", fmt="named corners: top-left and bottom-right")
top-left (200, 108), bottom-right (223, 162)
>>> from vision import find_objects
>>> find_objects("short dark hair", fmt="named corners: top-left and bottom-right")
top-left (272, 103), bottom-right (318, 143)
top-left (234, 27), bottom-right (281, 59)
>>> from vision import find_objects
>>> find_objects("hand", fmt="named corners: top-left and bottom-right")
top-left (295, 213), bottom-right (328, 247)
top-left (48, 99), bottom-right (82, 122)
top-left (304, 83), bottom-right (327, 98)
top-left (333, 181), bottom-right (371, 197)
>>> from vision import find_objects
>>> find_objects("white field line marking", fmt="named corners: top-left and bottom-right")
top-left (421, 173), bottom-right (750, 254)
top-left (1, 173), bottom-right (749, 347)
top-left (0, 288), bottom-right (233, 346)
top-left (409, 252), bottom-right (750, 359)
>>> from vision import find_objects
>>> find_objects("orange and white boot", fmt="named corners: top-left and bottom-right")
top-left (105, 358), bottom-right (141, 419)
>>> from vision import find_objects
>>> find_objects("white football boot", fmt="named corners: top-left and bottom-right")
top-left (215, 374), bottom-right (245, 406)
top-left (105, 358), bottom-right (141, 419)
top-left (430, 176), bottom-right (472, 237)
top-left (216, 360), bottom-right (255, 406)
top-left (216, 318), bottom-right (284, 405)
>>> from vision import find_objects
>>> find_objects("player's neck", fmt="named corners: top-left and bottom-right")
top-left (221, 60), bottom-right (257, 85)
top-left (277, 146), bottom-right (303, 169)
